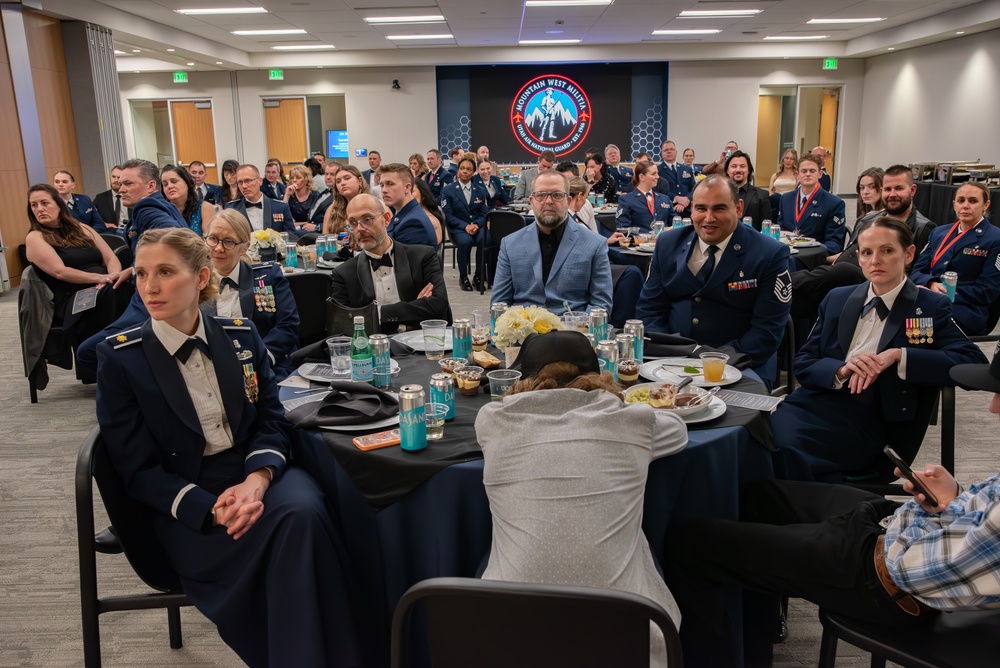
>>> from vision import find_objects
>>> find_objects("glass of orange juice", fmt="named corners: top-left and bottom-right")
top-left (699, 352), bottom-right (730, 383)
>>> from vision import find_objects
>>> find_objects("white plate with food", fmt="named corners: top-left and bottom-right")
top-left (681, 396), bottom-right (727, 424)
top-left (638, 357), bottom-right (742, 387)
top-left (624, 383), bottom-right (714, 417)
top-left (298, 360), bottom-right (399, 383)
top-left (788, 237), bottom-right (821, 248)
top-left (391, 329), bottom-right (454, 352)
top-left (635, 243), bottom-right (657, 252)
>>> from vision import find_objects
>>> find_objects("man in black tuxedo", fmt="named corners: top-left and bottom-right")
top-left (725, 150), bottom-right (772, 231)
top-left (93, 164), bottom-right (128, 230)
top-left (330, 194), bottom-right (451, 333)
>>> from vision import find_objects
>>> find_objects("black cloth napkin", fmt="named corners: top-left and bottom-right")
top-left (643, 331), bottom-right (753, 370)
top-left (285, 381), bottom-right (398, 427)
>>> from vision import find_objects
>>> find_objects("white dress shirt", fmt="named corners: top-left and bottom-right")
top-left (364, 241), bottom-right (401, 323)
top-left (687, 231), bottom-right (734, 278)
top-left (833, 276), bottom-right (909, 389)
top-left (216, 265), bottom-right (243, 318)
top-left (245, 194), bottom-right (265, 231)
top-left (150, 315), bottom-right (235, 456)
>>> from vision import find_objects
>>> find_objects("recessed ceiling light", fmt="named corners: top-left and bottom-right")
top-left (652, 29), bottom-right (721, 35)
top-left (386, 34), bottom-right (454, 40)
top-left (519, 39), bottom-right (581, 44)
top-left (679, 9), bottom-right (761, 18)
top-left (807, 18), bottom-right (884, 24)
top-left (271, 44), bottom-right (336, 50)
top-left (187, 62), bottom-right (195, 65)
top-left (166, 48), bottom-right (175, 52)
top-left (134, 70), bottom-right (140, 73)
top-left (215, 61), bottom-right (223, 64)
top-left (131, 49), bottom-right (141, 52)
top-left (526, 0), bottom-right (612, 6)
top-left (956, 31), bottom-right (965, 35)
top-left (364, 15), bottom-right (445, 24)
top-left (114, 50), bottom-right (128, 55)
top-left (232, 29), bottom-right (307, 36)
top-left (764, 35), bottom-right (829, 41)
top-left (177, 7), bottom-right (267, 15)
top-left (888, 47), bottom-right (895, 51)
top-left (545, 29), bottom-right (565, 34)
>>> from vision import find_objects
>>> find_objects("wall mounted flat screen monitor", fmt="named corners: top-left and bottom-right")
top-left (327, 130), bottom-right (349, 159)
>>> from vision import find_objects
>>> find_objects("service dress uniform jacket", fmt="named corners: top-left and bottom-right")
top-left (654, 163), bottom-right (695, 215)
top-left (225, 196), bottom-right (296, 236)
top-left (492, 218), bottom-right (613, 315)
top-left (772, 280), bottom-right (986, 482)
top-left (260, 180), bottom-right (286, 201)
top-left (607, 164), bottom-right (634, 196)
top-left (386, 198), bottom-right (438, 249)
top-left (124, 192), bottom-right (186, 255)
top-left (95, 316), bottom-right (361, 668)
top-left (615, 188), bottom-right (673, 233)
top-left (777, 186), bottom-right (847, 256)
top-left (442, 180), bottom-right (490, 279)
top-left (635, 224), bottom-right (792, 381)
top-left (472, 174), bottom-right (510, 209)
top-left (910, 218), bottom-right (1000, 335)
top-left (423, 166), bottom-right (454, 200)
top-left (68, 194), bottom-right (107, 233)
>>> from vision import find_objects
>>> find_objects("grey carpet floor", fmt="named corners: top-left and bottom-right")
top-left (2, 265), bottom-right (997, 667)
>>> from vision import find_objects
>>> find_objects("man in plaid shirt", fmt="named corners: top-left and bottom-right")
top-left (672, 348), bottom-right (1000, 665)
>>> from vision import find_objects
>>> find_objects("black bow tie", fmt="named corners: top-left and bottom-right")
top-left (862, 296), bottom-right (890, 321)
top-left (246, 201), bottom-right (263, 209)
top-left (176, 337), bottom-right (211, 363)
top-left (368, 253), bottom-right (392, 271)
top-left (221, 277), bottom-right (239, 290)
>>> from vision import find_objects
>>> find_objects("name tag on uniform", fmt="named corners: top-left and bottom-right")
top-left (963, 247), bottom-right (988, 257)
top-left (811, 212), bottom-right (822, 217)
top-left (682, 171), bottom-right (692, 179)
top-left (727, 279), bottom-right (758, 291)
top-left (473, 197), bottom-right (483, 205)
top-left (659, 202), bottom-right (670, 210)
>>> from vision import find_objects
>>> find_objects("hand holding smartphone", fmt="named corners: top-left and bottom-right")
top-left (883, 446), bottom-right (939, 508)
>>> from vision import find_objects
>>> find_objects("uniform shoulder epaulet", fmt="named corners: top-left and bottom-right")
top-left (251, 261), bottom-right (274, 270)
top-left (215, 317), bottom-right (252, 330)
top-left (107, 326), bottom-right (142, 349)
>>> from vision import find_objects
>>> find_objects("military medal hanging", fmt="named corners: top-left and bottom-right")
top-left (905, 317), bottom-right (934, 344)
top-left (253, 278), bottom-right (275, 313)
top-left (243, 363), bottom-right (259, 403)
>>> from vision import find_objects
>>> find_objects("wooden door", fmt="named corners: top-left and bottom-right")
top-left (755, 96), bottom-right (781, 189)
top-left (170, 100), bottom-right (219, 183)
top-left (819, 88), bottom-right (840, 186)
top-left (264, 97), bottom-right (308, 168)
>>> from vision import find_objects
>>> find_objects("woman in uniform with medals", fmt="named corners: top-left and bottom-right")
top-left (95, 228), bottom-right (360, 667)
top-left (770, 217), bottom-right (986, 482)
top-left (614, 160), bottom-right (672, 233)
top-left (204, 209), bottom-right (300, 380)
top-left (910, 182), bottom-right (1000, 335)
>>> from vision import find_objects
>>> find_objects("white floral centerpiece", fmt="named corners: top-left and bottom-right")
top-left (249, 229), bottom-right (284, 262)
top-left (493, 306), bottom-right (561, 366)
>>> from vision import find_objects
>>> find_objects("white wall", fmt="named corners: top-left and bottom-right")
top-left (667, 59), bottom-right (866, 194)
top-left (860, 29), bottom-right (1000, 168)
top-left (117, 66), bottom-right (438, 173)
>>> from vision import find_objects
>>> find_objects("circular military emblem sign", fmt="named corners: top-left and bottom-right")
top-left (510, 74), bottom-right (591, 156)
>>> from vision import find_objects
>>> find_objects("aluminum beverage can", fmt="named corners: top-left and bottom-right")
top-left (452, 318), bottom-right (472, 360)
top-left (490, 302), bottom-right (508, 337)
top-left (284, 242), bottom-right (298, 269)
top-left (743, 216), bottom-right (754, 227)
top-left (597, 341), bottom-right (619, 381)
top-left (672, 216), bottom-right (682, 229)
top-left (399, 385), bottom-right (427, 452)
top-left (316, 235), bottom-right (328, 259)
top-left (942, 271), bottom-right (958, 301)
top-left (616, 333), bottom-right (635, 361)
top-left (370, 334), bottom-right (391, 386)
top-left (624, 319), bottom-right (644, 361)
top-left (429, 373), bottom-right (456, 421)
top-left (589, 308), bottom-right (609, 344)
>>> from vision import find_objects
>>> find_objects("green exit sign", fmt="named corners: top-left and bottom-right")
top-left (269, 69), bottom-right (284, 81)
top-left (173, 71), bottom-right (188, 83)
top-left (823, 58), bottom-right (838, 70)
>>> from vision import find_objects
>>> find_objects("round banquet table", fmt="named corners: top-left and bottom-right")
top-left (285, 352), bottom-right (776, 667)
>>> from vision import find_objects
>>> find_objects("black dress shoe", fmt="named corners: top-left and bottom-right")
top-left (460, 276), bottom-right (473, 292)
top-left (94, 526), bottom-right (123, 554)
top-left (473, 275), bottom-right (483, 291)
top-left (774, 613), bottom-right (789, 643)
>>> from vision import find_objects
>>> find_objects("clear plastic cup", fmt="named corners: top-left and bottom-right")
top-left (700, 352), bottom-right (730, 383)
top-left (455, 366), bottom-right (484, 396)
top-left (424, 403), bottom-right (448, 440)
top-left (487, 369), bottom-right (521, 402)
top-left (326, 336), bottom-right (352, 377)
top-left (420, 319), bottom-right (448, 361)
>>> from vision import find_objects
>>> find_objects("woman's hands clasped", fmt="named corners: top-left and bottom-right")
top-left (213, 469), bottom-right (272, 540)
top-left (836, 348), bottom-right (902, 394)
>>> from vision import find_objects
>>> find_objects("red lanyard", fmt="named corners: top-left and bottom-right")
top-left (794, 187), bottom-right (820, 224)
top-left (930, 222), bottom-right (971, 269)
top-left (644, 191), bottom-right (655, 215)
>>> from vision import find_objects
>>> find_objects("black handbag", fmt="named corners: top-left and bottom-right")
top-left (326, 298), bottom-right (379, 337)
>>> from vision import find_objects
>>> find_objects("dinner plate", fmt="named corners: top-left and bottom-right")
top-left (681, 396), bottom-right (727, 424)
top-left (298, 360), bottom-right (399, 383)
top-left (638, 357), bottom-right (742, 387)
top-left (789, 238), bottom-right (821, 248)
top-left (624, 383), bottom-right (713, 417)
top-left (391, 329), bottom-right (454, 352)
top-left (318, 414), bottom-right (400, 433)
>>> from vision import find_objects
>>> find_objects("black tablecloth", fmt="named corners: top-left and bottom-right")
top-left (793, 243), bottom-right (829, 270)
top-left (914, 182), bottom-right (1000, 227)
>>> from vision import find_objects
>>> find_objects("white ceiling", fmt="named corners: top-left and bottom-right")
top-left (33, 0), bottom-right (1000, 72)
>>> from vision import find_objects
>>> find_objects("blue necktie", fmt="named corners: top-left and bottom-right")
top-left (176, 337), bottom-right (211, 363)
top-left (221, 277), bottom-right (239, 290)
top-left (696, 245), bottom-right (718, 285)
top-left (862, 296), bottom-right (889, 321)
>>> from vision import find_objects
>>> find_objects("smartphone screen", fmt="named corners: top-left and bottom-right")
top-left (883, 446), bottom-right (939, 507)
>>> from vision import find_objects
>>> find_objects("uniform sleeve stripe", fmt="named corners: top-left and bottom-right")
top-left (171, 483), bottom-right (197, 519)
top-left (245, 449), bottom-right (286, 463)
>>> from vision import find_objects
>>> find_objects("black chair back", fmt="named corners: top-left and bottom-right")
top-left (391, 577), bottom-right (682, 668)
top-left (100, 234), bottom-right (127, 251)
top-left (114, 243), bottom-right (134, 269)
top-left (81, 430), bottom-right (182, 592)
top-left (285, 271), bottom-right (332, 348)
top-left (486, 210), bottom-right (526, 249)
top-left (597, 212), bottom-right (617, 234)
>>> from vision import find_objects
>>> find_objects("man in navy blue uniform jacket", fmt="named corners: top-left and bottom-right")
top-left (778, 153), bottom-right (846, 266)
top-left (188, 161), bottom-right (222, 204)
top-left (225, 164), bottom-right (296, 236)
top-left (605, 144), bottom-right (634, 196)
top-left (379, 163), bottom-right (438, 249)
top-left (654, 140), bottom-right (695, 216)
top-left (54, 170), bottom-right (107, 232)
top-left (636, 174), bottom-right (792, 383)
top-left (423, 149), bottom-right (453, 200)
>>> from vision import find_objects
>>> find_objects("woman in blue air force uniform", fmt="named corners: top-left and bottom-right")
top-left (95, 228), bottom-right (360, 668)
top-left (204, 209), bottom-right (299, 380)
top-left (772, 217), bottom-right (987, 483)
top-left (442, 156), bottom-right (490, 291)
top-left (909, 181), bottom-right (1000, 335)
top-left (615, 160), bottom-right (672, 233)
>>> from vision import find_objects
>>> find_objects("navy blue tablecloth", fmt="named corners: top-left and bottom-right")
top-left (287, 359), bottom-right (775, 667)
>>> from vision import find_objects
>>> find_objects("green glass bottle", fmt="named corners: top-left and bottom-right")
top-left (350, 316), bottom-right (373, 383)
